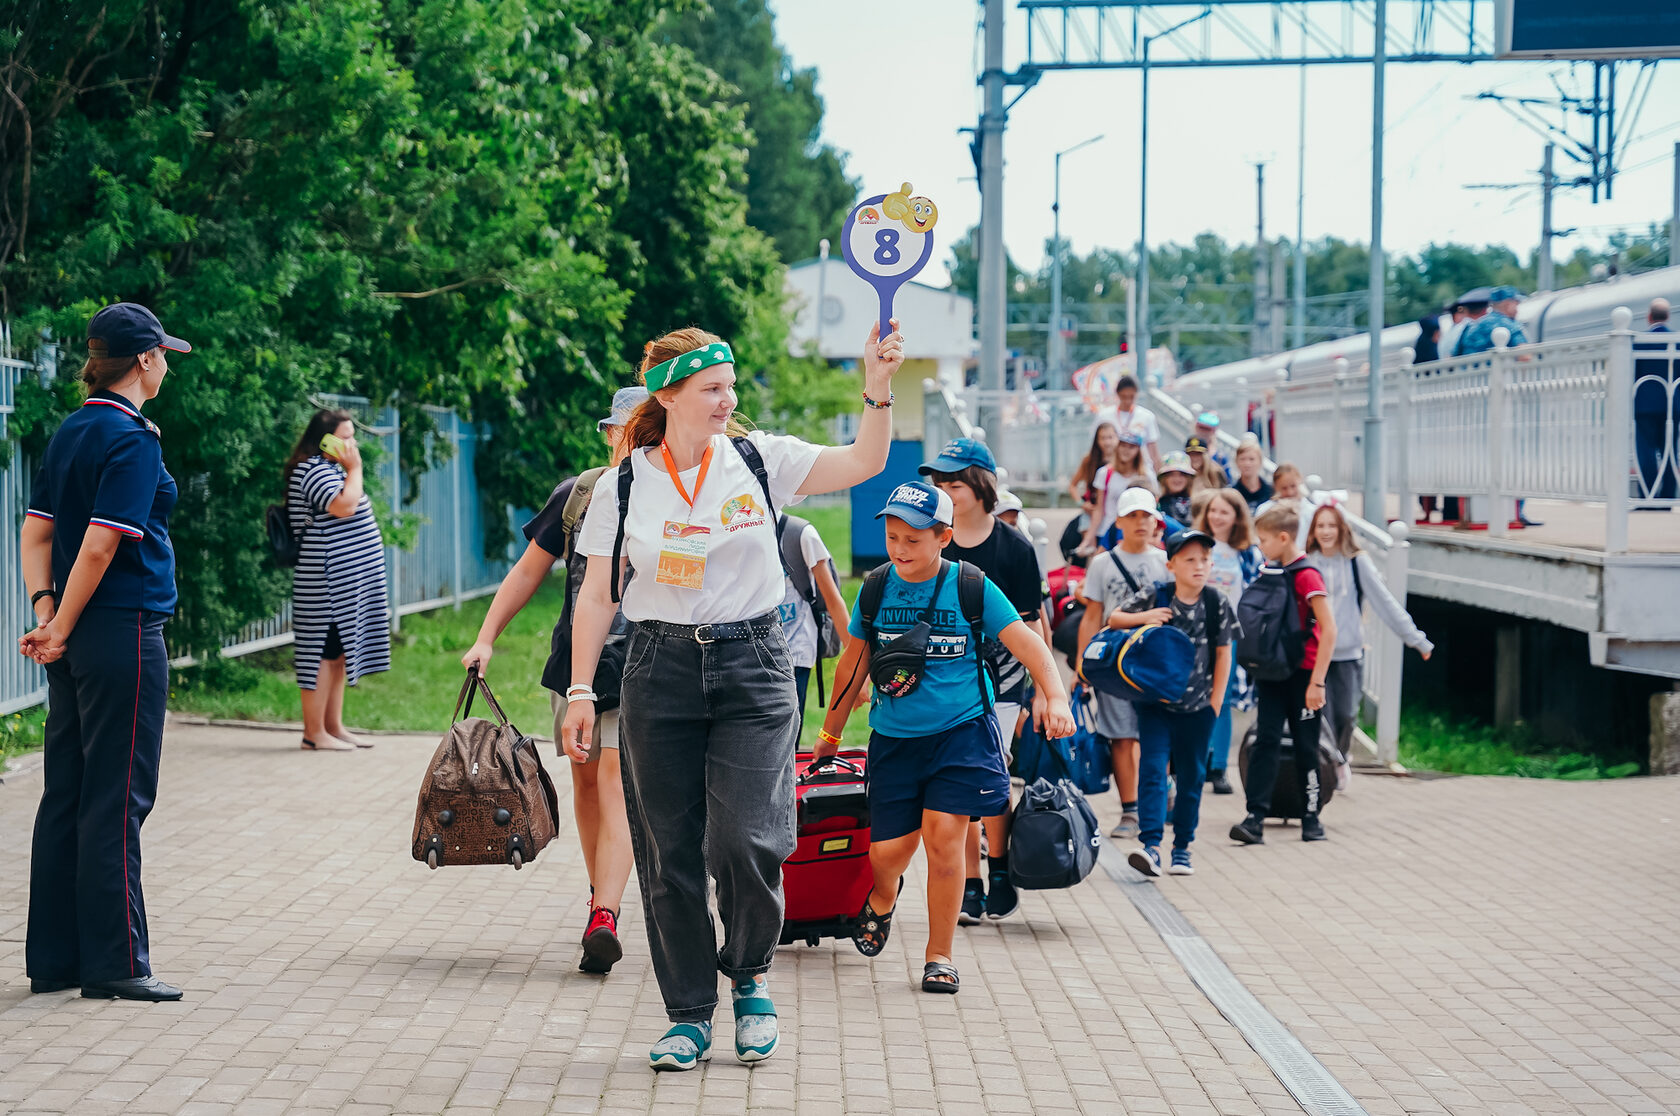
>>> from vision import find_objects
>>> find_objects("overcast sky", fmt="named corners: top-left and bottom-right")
top-left (770, 0), bottom-right (1680, 287)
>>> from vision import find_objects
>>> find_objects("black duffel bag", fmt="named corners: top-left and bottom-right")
top-left (1008, 777), bottom-right (1101, 890)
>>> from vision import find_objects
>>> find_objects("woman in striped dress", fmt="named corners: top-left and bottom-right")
top-left (285, 409), bottom-right (391, 751)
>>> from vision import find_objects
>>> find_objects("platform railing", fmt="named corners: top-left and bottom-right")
top-left (1268, 310), bottom-right (1674, 553)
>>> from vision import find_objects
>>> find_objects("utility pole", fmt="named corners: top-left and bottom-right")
top-left (1051, 134), bottom-right (1103, 386)
top-left (1538, 145), bottom-right (1555, 292)
top-left (978, 0), bottom-right (1007, 425)
top-left (1137, 35), bottom-right (1154, 384)
top-left (1294, 66), bottom-right (1307, 350)
top-left (1672, 142), bottom-right (1680, 268)
top-left (1254, 162), bottom-right (1268, 357)
top-left (1363, 0), bottom-right (1387, 524)
top-left (816, 238), bottom-right (830, 349)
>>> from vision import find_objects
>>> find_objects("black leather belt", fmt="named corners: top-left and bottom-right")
top-left (640, 612), bottom-right (778, 644)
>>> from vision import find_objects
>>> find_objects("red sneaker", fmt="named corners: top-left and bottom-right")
top-left (579, 906), bottom-right (622, 974)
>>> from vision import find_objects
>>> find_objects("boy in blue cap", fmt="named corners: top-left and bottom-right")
top-left (814, 481), bottom-right (1073, 993)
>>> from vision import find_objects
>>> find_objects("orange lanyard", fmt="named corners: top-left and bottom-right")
top-left (660, 441), bottom-right (715, 513)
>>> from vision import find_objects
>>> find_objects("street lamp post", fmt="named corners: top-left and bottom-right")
top-left (816, 238), bottom-right (830, 351)
top-left (1137, 11), bottom-right (1210, 387)
top-left (1051, 134), bottom-right (1103, 387)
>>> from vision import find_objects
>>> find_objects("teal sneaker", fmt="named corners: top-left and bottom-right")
top-left (649, 1022), bottom-right (712, 1071)
top-left (732, 975), bottom-right (779, 1063)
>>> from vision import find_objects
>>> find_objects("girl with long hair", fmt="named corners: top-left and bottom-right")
top-left (1305, 503), bottom-right (1433, 775)
top-left (563, 320), bottom-right (902, 1070)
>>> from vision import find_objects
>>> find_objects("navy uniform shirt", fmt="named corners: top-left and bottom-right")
top-left (28, 392), bottom-right (178, 613)
top-left (1454, 311), bottom-right (1528, 357)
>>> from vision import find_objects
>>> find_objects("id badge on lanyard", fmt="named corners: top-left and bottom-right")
top-left (654, 441), bottom-right (714, 589)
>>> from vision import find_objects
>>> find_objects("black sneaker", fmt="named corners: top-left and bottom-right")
top-left (985, 870), bottom-right (1019, 921)
top-left (1208, 770), bottom-right (1233, 795)
top-left (958, 879), bottom-right (985, 926)
top-left (1229, 814), bottom-right (1265, 845)
top-left (1301, 814), bottom-right (1327, 841)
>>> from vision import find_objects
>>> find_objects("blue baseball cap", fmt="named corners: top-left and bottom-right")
top-left (876, 480), bottom-right (954, 530)
top-left (87, 302), bottom-right (191, 360)
top-left (919, 437), bottom-right (996, 476)
top-left (599, 386), bottom-right (649, 431)
top-left (1489, 285), bottom-right (1525, 303)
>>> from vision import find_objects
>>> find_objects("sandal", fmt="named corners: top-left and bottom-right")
top-left (921, 961), bottom-right (960, 994)
top-left (853, 897), bottom-right (895, 957)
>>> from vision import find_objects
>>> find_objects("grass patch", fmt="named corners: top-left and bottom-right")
top-left (1, 706), bottom-right (48, 764)
top-left (1398, 710), bottom-right (1641, 780)
top-left (167, 496), bottom-right (875, 747)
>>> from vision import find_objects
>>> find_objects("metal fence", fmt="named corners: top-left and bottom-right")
top-left (221, 395), bottom-right (515, 659)
top-left (0, 328), bottom-right (47, 714)
top-left (1269, 309), bottom-right (1674, 550)
top-left (0, 338), bottom-right (514, 702)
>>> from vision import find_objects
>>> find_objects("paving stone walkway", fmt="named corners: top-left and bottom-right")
top-left (1, 721), bottom-right (1677, 1115)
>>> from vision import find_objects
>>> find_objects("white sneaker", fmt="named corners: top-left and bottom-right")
top-left (1110, 812), bottom-right (1139, 839)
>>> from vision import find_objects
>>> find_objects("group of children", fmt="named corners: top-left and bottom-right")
top-left (803, 424), bottom-right (1434, 991)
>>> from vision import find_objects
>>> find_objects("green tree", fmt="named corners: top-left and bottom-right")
top-left (664, 0), bottom-right (858, 264)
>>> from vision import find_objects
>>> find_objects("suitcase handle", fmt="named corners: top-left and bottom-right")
top-left (801, 755), bottom-right (864, 782)
top-left (455, 667), bottom-right (514, 729)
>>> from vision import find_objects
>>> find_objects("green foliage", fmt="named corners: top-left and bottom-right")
top-left (1, 0), bottom-right (849, 654)
top-left (0, 706), bottom-right (48, 763)
top-left (1398, 710), bottom-right (1642, 780)
top-left (663, 0), bottom-right (858, 265)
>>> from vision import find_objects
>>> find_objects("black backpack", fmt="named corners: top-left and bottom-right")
top-left (609, 437), bottom-right (786, 603)
top-left (778, 513), bottom-right (844, 705)
top-left (265, 503), bottom-right (300, 567)
top-left (857, 558), bottom-right (993, 715)
top-left (1236, 564), bottom-right (1311, 682)
top-left (1007, 777), bottom-right (1101, 890)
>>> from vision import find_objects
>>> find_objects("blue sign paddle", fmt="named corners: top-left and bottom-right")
top-left (840, 183), bottom-right (938, 336)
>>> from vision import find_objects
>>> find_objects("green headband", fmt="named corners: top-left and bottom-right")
top-left (644, 341), bottom-right (735, 392)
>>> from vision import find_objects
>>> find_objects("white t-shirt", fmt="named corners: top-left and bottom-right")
top-left (1207, 541), bottom-right (1246, 608)
top-left (578, 431), bottom-right (822, 624)
top-left (1094, 404), bottom-right (1160, 450)
top-left (776, 521), bottom-right (834, 668)
top-left (1091, 464), bottom-right (1155, 526)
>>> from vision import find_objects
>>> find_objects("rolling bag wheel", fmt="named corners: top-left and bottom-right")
top-left (426, 848), bottom-right (439, 869)
top-left (510, 849), bottom-right (524, 870)
top-left (423, 834), bottom-right (443, 870)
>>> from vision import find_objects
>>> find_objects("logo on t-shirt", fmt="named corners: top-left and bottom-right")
top-left (721, 493), bottom-right (767, 532)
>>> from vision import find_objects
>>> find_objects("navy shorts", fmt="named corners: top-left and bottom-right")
top-left (868, 715), bottom-right (1012, 841)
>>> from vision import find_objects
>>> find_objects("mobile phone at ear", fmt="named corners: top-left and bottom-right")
top-left (320, 433), bottom-right (347, 459)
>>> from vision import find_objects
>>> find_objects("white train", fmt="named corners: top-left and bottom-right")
top-left (1166, 264), bottom-right (1680, 414)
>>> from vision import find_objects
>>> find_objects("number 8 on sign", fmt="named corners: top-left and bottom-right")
top-left (841, 182), bottom-right (938, 336)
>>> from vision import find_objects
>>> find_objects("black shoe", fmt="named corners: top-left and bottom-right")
top-left (1301, 815), bottom-right (1327, 842)
top-left (82, 976), bottom-right (183, 1001)
top-left (30, 978), bottom-right (77, 994)
top-left (985, 870), bottom-right (1019, 921)
top-left (1208, 770), bottom-right (1233, 795)
top-left (958, 879), bottom-right (985, 926)
top-left (1229, 814), bottom-right (1265, 845)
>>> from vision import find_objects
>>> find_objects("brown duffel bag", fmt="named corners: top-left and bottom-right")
top-left (412, 669), bottom-right (559, 870)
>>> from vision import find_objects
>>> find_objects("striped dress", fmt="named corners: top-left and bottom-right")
top-left (288, 455), bottom-right (391, 689)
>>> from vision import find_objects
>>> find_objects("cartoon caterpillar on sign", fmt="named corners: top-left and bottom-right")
top-left (881, 182), bottom-right (938, 235)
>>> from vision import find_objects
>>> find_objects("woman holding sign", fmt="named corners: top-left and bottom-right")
top-left (563, 319), bottom-right (904, 1071)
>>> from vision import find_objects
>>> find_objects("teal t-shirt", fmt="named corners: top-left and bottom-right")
top-left (848, 563), bottom-right (1023, 738)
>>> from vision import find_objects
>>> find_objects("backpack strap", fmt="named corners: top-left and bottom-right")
top-left (1201, 587), bottom-right (1222, 652)
top-left (955, 560), bottom-right (994, 715)
top-left (609, 457), bottom-right (634, 604)
top-left (1109, 546), bottom-right (1141, 593)
top-left (731, 436), bottom-right (789, 580)
top-left (858, 562), bottom-right (892, 645)
top-left (1350, 553), bottom-right (1365, 611)
top-left (560, 467), bottom-right (606, 563)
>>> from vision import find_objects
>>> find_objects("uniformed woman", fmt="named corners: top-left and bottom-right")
top-left (20, 302), bottom-right (188, 1002)
top-left (564, 319), bottom-right (902, 1071)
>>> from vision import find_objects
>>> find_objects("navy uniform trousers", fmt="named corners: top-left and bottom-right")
top-left (27, 608), bottom-right (169, 984)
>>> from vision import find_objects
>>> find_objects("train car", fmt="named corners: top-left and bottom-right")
top-left (1168, 265), bottom-right (1680, 416)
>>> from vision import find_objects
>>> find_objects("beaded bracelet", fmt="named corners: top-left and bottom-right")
top-left (862, 391), bottom-right (894, 409)
top-left (817, 729), bottom-right (843, 748)
top-left (565, 684), bottom-right (598, 703)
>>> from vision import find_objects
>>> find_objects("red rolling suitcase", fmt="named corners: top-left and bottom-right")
top-left (780, 749), bottom-right (874, 951)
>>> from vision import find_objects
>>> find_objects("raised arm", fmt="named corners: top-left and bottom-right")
top-left (325, 438), bottom-right (366, 518)
top-left (798, 319), bottom-right (904, 496)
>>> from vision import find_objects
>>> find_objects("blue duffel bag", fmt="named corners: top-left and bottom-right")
top-left (1011, 686), bottom-right (1109, 795)
top-left (1078, 582), bottom-right (1222, 706)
